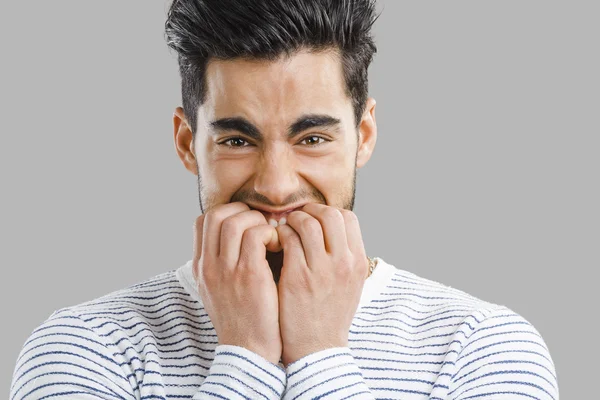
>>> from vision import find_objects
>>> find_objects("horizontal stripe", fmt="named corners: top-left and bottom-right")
top-left (10, 258), bottom-right (557, 400)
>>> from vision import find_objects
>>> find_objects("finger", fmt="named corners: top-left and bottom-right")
top-left (192, 214), bottom-right (205, 283)
top-left (202, 202), bottom-right (250, 262)
top-left (193, 214), bottom-right (205, 263)
top-left (265, 228), bottom-right (282, 253)
top-left (300, 203), bottom-right (347, 255)
top-left (339, 209), bottom-right (365, 256)
top-left (339, 209), bottom-right (369, 277)
top-left (219, 210), bottom-right (270, 265)
top-left (285, 210), bottom-right (326, 267)
top-left (276, 223), bottom-right (308, 269)
top-left (239, 224), bottom-right (280, 268)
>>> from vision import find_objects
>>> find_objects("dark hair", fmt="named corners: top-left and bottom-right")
top-left (165, 0), bottom-right (379, 136)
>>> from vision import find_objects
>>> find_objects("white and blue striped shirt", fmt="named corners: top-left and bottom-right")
top-left (11, 258), bottom-right (558, 399)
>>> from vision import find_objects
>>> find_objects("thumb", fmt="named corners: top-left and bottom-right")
top-left (276, 224), bottom-right (303, 255)
top-left (265, 225), bottom-right (282, 253)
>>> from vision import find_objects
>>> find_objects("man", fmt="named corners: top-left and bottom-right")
top-left (11, 0), bottom-right (558, 399)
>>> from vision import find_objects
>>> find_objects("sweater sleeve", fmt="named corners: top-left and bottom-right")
top-left (283, 347), bottom-right (374, 400)
top-left (10, 311), bottom-right (287, 400)
top-left (193, 344), bottom-right (286, 399)
top-left (448, 307), bottom-right (559, 400)
top-left (10, 310), bottom-right (136, 400)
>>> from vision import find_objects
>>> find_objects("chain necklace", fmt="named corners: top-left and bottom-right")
top-left (367, 256), bottom-right (377, 278)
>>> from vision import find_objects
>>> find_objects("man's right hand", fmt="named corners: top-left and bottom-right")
top-left (192, 202), bottom-right (283, 365)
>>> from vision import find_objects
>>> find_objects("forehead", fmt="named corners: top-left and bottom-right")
top-left (202, 49), bottom-right (351, 123)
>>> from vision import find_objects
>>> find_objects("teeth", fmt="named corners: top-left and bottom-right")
top-left (268, 218), bottom-right (287, 227)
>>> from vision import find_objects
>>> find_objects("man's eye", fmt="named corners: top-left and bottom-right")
top-left (219, 137), bottom-right (249, 147)
top-left (301, 136), bottom-right (327, 146)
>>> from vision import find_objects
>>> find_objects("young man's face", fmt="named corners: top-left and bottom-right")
top-left (174, 49), bottom-right (377, 217)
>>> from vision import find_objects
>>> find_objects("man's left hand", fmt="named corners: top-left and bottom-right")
top-left (275, 203), bottom-right (369, 367)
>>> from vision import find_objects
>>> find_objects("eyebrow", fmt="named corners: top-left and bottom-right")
top-left (209, 114), bottom-right (342, 140)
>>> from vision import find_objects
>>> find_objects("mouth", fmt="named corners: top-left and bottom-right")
top-left (249, 204), bottom-right (307, 227)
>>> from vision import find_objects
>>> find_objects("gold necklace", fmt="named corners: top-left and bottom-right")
top-left (367, 256), bottom-right (377, 278)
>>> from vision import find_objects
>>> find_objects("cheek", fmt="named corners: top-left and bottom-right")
top-left (205, 158), bottom-right (254, 192)
top-left (303, 142), bottom-right (355, 174)
top-left (302, 153), bottom-right (349, 178)
top-left (298, 147), bottom-right (356, 198)
top-left (197, 143), bottom-right (255, 199)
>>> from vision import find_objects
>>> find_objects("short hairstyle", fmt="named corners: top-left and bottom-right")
top-left (165, 0), bottom-right (379, 137)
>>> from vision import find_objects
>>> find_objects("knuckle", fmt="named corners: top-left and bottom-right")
top-left (336, 254), bottom-right (354, 275)
top-left (220, 217), bottom-right (241, 238)
top-left (193, 214), bottom-right (205, 230)
top-left (250, 209), bottom-right (267, 222)
top-left (205, 208), bottom-right (227, 227)
top-left (325, 207), bottom-right (343, 220)
top-left (212, 209), bottom-right (228, 223)
top-left (301, 218), bottom-right (321, 234)
top-left (340, 209), bottom-right (358, 223)
top-left (241, 225), bottom-right (261, 245)
top-left (202, 211), bottom-right (216, 228)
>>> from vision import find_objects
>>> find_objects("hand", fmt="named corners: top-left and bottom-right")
top-left (275, 204), bottom-right (369, 367)
top-left (192, 202), bottom-right (283, 364)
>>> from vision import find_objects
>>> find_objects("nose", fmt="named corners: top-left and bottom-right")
top-left (253, 144), bottom-right (300, 205)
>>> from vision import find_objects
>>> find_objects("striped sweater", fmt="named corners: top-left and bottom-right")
top-left (10, 257), bottom-right (559, 399)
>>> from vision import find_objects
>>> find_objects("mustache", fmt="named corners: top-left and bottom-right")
top-left (229, 188), bottom-right (327, 208)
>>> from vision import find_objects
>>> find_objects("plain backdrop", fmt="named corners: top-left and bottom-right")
top-left (1, 1), bottom-right (597, 398)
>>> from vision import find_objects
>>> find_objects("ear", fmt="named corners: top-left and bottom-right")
top-left (173, 107), bottom-right (199, 175)
top-left (356, 97), bottom-right (377, 169)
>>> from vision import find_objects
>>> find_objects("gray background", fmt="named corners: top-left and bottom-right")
top-left (1, 1), bottom-right (597, 398)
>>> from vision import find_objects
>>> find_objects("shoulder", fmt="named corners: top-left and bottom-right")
top-left (448, 305), bottom-right (559, 399)
top-left (384, 263), bottom-right (554, 348)
top-left (379, 261), bottom-right (499, 314)
top-left (68, 267), bottom-right (186, 314)
top-left (50, 264), bottom-right (203, 346)
top-left (55, 260), bottom-right (201, 316)
top-left (380, 262), bottom-right (558, 399)
top-left (10, 306), bottom-right (136, 399)
top-left (10, 263), bottom-right (201, 399)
